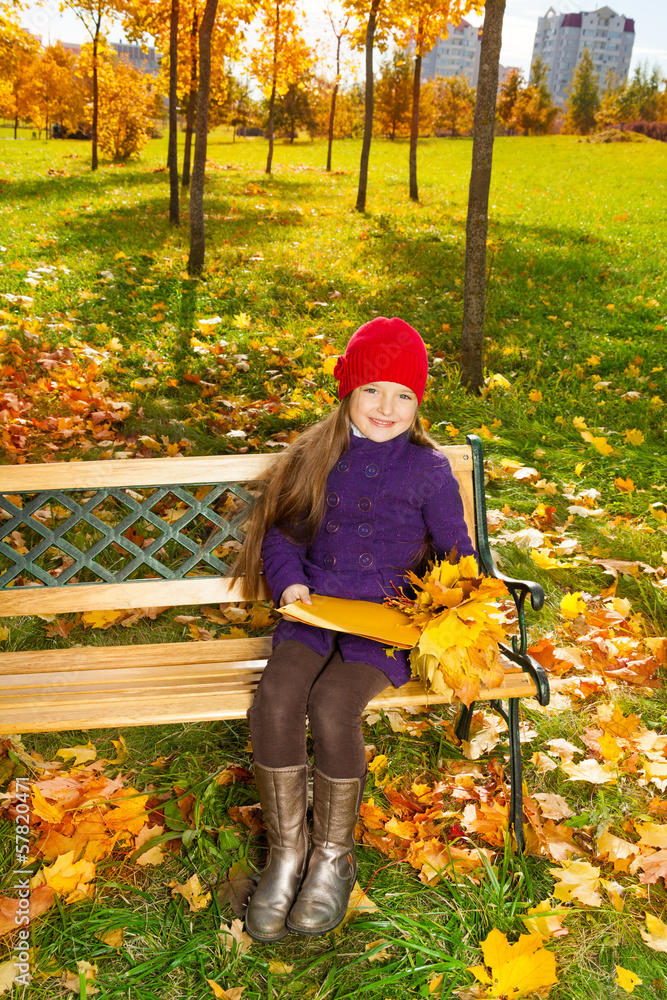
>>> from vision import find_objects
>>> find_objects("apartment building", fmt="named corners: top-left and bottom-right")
top-left (421, 19), bottom-right (518, 89)
top-left (531, 6), bottom-right (635, 106)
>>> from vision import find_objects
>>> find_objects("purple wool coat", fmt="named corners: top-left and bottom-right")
top-left (261, 430), bottom-right (476, 687)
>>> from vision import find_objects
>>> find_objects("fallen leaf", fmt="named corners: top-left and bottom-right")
top-left (467, 928), bottom-right (558, 997)
top-left (615, 966), bottom-right (642, 992)
top-left (61, 960), bottom-right (99, 995)
top-left (550, 860), bottom-right (602, 907)
top-left (640, 911), bottom-right (667, 952)
top-left (532, 794), bottom-right (573, 821)
top-left (169, 874), bottom-right (211, 912)
top-left (56, 742), bottom-right (97, 768)
top-left (219, 918), bottom-right (252, 955)
top-left (521, 899), bottom-right (569, 941)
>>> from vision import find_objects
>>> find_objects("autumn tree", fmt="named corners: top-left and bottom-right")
top-left (271, 74), bottom-right (316, 140)
top-left (188, 0), bottom-right (254, 272)
top-left (375, 51), bottom-right (411, 139)
top-left (343, 0), bottom-right (397, 212)
top-left (497, 59), bottom-right (556, 135)
top-left (250, 0), bottom-right (311, 175)
top-left (433, 74), bottom-right (475, 136)
top-left (459, 0), bottom-right (505, 393)
top-left (395, 1), bottom-right (482, 201)
top-left (97, 57), bottom-right (158, 159)
top-left (564, 47), bottom-right (599, 135)
top-left (0, 23), bottom-right (40, 138)
top-left (33, 42), bottom-right (86, 139)
top-left (61, 0), bottom-right (119, 169)
top-left (323, 4), bottom-right (351, 171)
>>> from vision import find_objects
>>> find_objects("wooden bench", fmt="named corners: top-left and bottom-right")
top-left (0, 435), bottom-right (549, 850)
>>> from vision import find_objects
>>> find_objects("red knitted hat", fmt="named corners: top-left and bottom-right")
top-left (333, 317), bottom-right (428, 403)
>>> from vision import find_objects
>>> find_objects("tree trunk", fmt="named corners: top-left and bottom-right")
top-left (188, 0), bottom-right (218, 274)
top-left (92, 28), bottom-right (99, 170)
top-left (409, 50), bottom-right (421, 201)
top-left (182, 9), bottom-right (199, 188)
top-left (265, 0), bottom-right (280, 175)
top-left (355, 0), bottom-right (380, 213)
top-left (326, 82), bottom-right (338, 171)
top-left (326, 31), bottom-right (343, 172)
top-left (13, 113), bottom-right (18, 140)
top-left (459, 0), bottom-right (505, 393)
top-left (168, 0), bottom-right (180, 224)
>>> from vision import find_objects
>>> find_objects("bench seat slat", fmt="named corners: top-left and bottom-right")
top-left (0, 638), bottom-right (274, 674)
top-left (0, 578), bottom-right (271, 617)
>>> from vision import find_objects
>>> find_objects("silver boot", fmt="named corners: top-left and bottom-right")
top-left (286, 768), bottom-right (365, 936)
top-left (244, 763), bottom-right (309, 942)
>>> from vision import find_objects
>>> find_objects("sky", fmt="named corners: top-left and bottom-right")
top-left (21, 1), bottom-right (667, 80)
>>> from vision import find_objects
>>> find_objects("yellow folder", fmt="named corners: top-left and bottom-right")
top-left (278, 594), bottom-right (421, 649)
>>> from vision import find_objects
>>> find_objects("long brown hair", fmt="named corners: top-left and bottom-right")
top-left (233, 397), bottom-right (442, 598)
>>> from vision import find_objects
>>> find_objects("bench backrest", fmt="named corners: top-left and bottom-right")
top-left (0, 445), bottom-right (477, 617)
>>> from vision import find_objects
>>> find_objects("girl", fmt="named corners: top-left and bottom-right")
top-left (235, 317), bottom-right (474, 941)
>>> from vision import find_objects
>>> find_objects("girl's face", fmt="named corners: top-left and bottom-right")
top-left (348, 381), bottom-right (419, 442)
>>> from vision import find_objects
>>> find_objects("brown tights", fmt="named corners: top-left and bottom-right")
top-left (247, 640), bottom-right (389, 779)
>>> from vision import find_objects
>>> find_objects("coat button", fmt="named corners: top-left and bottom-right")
top-left (323, 553), bottom-right (336, 568)
top-left (359, 552), bottom-right (374, 567)
top-left (326, 492), bottom-right (339, 507)
top-left (358, 523), bottom-right (372, 537)
top-left (365, 464), bottom-right (379, 478)
top-left (326, 520), bottom-right (340, 533)
top-left (358, 497), bottom-right (372, 512)
top-left (336, 459), bottom-right (351, 473)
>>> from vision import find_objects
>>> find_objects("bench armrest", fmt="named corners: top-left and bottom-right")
top-left (467, 434), bottom-right (546, 656)
top-left (499, 642), bottom-right (550, 706)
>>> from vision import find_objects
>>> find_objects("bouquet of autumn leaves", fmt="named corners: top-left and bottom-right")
top-left (386, 552), bottom-right (510, 707)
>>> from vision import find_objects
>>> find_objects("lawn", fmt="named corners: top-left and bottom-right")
top-left (0, 132), bottom-right (666, 999)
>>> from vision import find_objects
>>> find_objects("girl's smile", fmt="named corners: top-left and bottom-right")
top-left (348, 381), bottom-right (419, 442)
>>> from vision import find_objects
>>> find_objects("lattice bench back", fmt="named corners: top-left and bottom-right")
top-left (0, 446), bottom-right (478, 617)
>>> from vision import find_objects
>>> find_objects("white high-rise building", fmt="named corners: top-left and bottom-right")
top-left (421, 20), bottom-right (518, 89)
top-left (531, 6), bottom-right (635, 106)
top-left (421, 19), bottom-right (480, 85)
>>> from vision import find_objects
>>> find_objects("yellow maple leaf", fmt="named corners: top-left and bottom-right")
top-left (105, 789), bottom-right (150, 839)
top-left (468, 928), bottom-right (558, 997)
top-left (530, 549), bottom-right (562, 571)
top-left (169, 874), bottom-right (211, 913)
top-left (445, 423), bottom-right (459, 437)
top-left (572, 416), bottom-right (587, 430)
top-left (589, 435), bottom-right (613, 457)
top-left (56, 742), bottom-right (97, 768)
top-left (560, 592), bottom-right (586, 620)
top-left (81, 609), bottom-right (125, 629)
top-left (561, 758), bottom-right (617, 784)
top-left (31, 785), bottom-right (66, 824)
top-left (614, 477), bottom-right (635, 493)
top-left (640, 911), bottom-right (667, 953)
top-left (634, 821), bottom-right (667, 849)
top-left (549, 860), bottom-right (602, 906)
top-left (574, 461), bottom-right (586, 476)
top-left (624, 428), bottom-right (645, 446)
top-left (322, 356), bottom-right (338, 375)
top-left (0, 626), bottom-right (9, 642)
top-left (528, 390), bottom-right (542, 403)
top-left (42, 851), bottom-right (96, 904)
top-left (615, 966), bottom-right (642, 992)
top-left (368, 754), bottom-right (389, 787)
top-left (521, 900), bottom-right (568, 941)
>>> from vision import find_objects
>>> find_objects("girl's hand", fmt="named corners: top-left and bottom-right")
top-left (280, 584), bottom-right (312, 607)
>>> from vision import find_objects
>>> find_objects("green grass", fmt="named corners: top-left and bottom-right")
top-left (1, 132), bottom-right (667, 998)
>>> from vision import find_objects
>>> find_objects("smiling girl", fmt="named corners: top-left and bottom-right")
top-left (234, 317), bottom-right (475, 941)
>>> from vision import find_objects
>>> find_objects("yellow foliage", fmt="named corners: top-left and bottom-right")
top-left (398, 556), bottom-right (509, 707)
top-left (624, 428), bottom-right (645, 446)
top-left (560, 592), bottom-right (586, 620)
top-left (467, 927), bottom-right (558, 997)
top-left (614, 966), bottom-right (642, 992)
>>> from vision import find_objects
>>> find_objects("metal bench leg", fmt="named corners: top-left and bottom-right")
top-left (508, 697), bottom-right (524, 853)
top-left (455, 702), bottom-right (475, 742)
